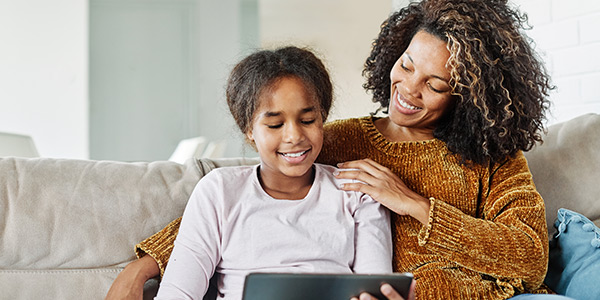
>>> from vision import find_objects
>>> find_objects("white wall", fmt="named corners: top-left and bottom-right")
top-left (0, 0), bottom-right (88, 159)
top-left (259, 0), bottom-right (392, 122)
top-left (512, 0), bottom-right (600, 124)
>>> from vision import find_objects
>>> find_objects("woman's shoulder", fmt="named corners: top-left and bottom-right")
top-left (324, 116), bottom-right (370, 132)
top-left (323, 116), bottom-right (373, 145)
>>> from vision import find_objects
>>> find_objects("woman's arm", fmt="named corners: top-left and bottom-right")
top-left (135, 217), bottom-right (182, 277)
top-left (104, 255), bottom-right (160, 300)
top-left (105, 217), bottom-right (181, 300)
top-left (337, 152), bottom-right (548, 291)
top-left (417, 152), bottom-right (548, 289)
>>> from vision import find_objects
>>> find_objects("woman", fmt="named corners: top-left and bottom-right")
top-left (107, 0), bottom-right (564, 299)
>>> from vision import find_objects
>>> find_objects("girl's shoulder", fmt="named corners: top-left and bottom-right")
top-left (313, 163), bottom-right (356, 192)
top-left (200, 164), bottom-right (258, 184)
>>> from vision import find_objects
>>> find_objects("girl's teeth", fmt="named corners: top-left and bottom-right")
top-left (397, 95), bottom-right (420, 110)
top-left (282, 150), bottom-right (307, 157)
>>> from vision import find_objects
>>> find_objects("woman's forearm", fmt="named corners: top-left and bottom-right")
top-left (104, 255), bottom-right (160, 300)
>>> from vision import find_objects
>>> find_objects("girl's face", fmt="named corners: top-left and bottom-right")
top-left (247, 76), bottom-right (324, 188)
top-left (388, 30), bottom-right (454, 138)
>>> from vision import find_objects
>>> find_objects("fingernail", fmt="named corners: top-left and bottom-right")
top-left (360, 294), bottom-right (371, 300)
top-left (381, 284), bottom-right (393, 295)
top-left (337, 163), bottom-right (343, 167)
top-left (333, 170), bottom-right (339, 176)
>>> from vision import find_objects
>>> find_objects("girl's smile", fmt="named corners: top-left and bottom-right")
top-left (247, 76), bottom-right (324, 199)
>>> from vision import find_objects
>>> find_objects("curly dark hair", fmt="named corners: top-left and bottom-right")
top-left (226, 46), bottom-right (333, 136)
top-left (363, 0), bottom-right (553, 165)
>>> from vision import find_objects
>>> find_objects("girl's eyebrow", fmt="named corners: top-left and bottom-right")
top-left (405, 53), bottom-right (450, 83)
top-left (262, 106), bottom-right (317, 117)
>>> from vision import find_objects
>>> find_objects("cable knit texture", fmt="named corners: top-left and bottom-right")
top-left (137, 116), bottom-right (550, 299)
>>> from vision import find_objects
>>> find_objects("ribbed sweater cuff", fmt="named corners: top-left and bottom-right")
top-left (135, 217), bottom-right (182, 277)
top-left (418, 198), bottom-right (465, 254)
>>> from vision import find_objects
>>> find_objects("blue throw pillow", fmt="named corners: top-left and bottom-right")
top-left (544, 208), bottom-right (600, 298)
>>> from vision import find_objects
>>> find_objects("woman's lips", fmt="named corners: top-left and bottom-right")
top-left (394, 90), bottom-right (422, 115)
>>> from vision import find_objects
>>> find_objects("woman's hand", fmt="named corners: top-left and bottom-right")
top-left (350, 281), bottom-right (416, 300)
top-left (335, 159), bottom-right (430, 225)
top-left (104, 255), bottom-right (160, 300)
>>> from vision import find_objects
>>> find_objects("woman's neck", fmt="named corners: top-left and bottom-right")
top-left (373, 117), bottom-right (435, 142)
top-left (257, 166), bottom-right (315, 200)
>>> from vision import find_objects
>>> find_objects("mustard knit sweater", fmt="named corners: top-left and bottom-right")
top-left (137, 117), bottom-right (550, 299)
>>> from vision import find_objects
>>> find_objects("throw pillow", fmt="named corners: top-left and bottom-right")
top-left (544, 208), bottom-right (600, 298)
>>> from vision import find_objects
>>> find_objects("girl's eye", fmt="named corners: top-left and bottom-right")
top-left (301, 119), bottom-right (315, 125)
top-left (267, 124), bottom-right (283, 129)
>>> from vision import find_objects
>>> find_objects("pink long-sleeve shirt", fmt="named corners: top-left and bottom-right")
top-left (156, 163), bottom-right (392, 300)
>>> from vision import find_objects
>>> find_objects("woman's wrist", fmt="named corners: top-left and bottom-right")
top-left (409, 194), bottom-right (431, 225)
top-left (128, 254), bottom-right (160, 282)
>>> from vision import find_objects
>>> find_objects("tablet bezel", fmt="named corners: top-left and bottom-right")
top-left (241, 272), bottom-right (413, 300)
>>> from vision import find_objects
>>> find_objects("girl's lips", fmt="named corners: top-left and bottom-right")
top-left (279, 149), bottom-right (310, 164)
top-left (394, 90), bottom-right (422, 115)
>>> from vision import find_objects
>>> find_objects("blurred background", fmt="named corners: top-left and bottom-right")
top-left (1, 0), bottom-right (598, 161)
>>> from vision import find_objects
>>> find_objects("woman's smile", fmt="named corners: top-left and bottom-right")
top-left (394, 89), bottom-right (422, 114)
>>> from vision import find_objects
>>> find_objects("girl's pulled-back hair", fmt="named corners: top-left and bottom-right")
top-left (226, 46), bottom-right (333, 135)
top-left (363, 0), bottom-right (553, 165)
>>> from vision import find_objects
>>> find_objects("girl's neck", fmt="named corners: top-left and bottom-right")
top-left (257, 166), bottom-right (315, 200)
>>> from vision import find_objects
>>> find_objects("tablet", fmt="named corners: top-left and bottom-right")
top-left (241, 272), bottom-right (413, 300)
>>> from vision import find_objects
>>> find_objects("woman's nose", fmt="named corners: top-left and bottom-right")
top-left (391, 64), bottom-right (420, 98)
top-left (401, 77), bottom-right (420, 97)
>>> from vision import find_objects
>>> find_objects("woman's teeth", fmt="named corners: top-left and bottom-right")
top-left (282, 150), bottom-right (308, 157)
top-left (397, 94), bottom-right (421, 110)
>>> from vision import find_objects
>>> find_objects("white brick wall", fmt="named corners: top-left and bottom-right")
top-left (513, 0), bottom-right (600, 124)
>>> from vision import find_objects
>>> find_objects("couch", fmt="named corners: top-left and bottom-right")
top-left (1, 113), bottom-right (599, 299)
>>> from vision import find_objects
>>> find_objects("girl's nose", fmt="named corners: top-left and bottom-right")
top-left (283, 123), bottom-right (304, 143)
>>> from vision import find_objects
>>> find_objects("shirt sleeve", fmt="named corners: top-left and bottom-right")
top-left (135, 217), bottom-right (181, 277)
top-left (352, 192), bottom-right (393, 274)
top-left (417, 151), bottom-right (548, 291)
top-left (154, 173), bottom-right (223, 300)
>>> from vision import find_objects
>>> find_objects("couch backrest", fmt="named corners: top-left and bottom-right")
top-left (0, 158), bottom-right (203, 270)
top-left (524, 113), bottom-right (600, 236)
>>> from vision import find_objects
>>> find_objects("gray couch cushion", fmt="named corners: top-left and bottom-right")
top-left (0, 157), bottom-right (202, 270)
top-left (524, 113), bottom-right (600, 236)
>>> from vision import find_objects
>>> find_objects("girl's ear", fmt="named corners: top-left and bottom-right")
top-left (246, 129), bottom-right (254, 142)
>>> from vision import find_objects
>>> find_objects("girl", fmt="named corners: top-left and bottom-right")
top-left (154, 46), bottom-right (392, 300)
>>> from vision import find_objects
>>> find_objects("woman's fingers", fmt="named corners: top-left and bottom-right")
top-left (351, 282), bottom-right (410, 300)
top-left (380, 283), bottom-right (405, 300)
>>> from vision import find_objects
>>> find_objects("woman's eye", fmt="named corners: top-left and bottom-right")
top-left (267, 124), bottom-right (283, 129)
top-left (301, 119), bottom-right (315, 125)
top-left (427, 82), bottom-right (447, 94)
top-left (401, 63), bottom-right (410, 71)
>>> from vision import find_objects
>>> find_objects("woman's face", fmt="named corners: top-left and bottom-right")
top-left (388, 30), bottom-right (453, 137)
top-left (247, 76), bottom-right (323, 186)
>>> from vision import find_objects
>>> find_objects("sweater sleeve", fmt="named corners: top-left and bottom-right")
top-left (417, 151), bottom-right (548, 292)
top-left (135, 217), bottom-right (181, 277)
